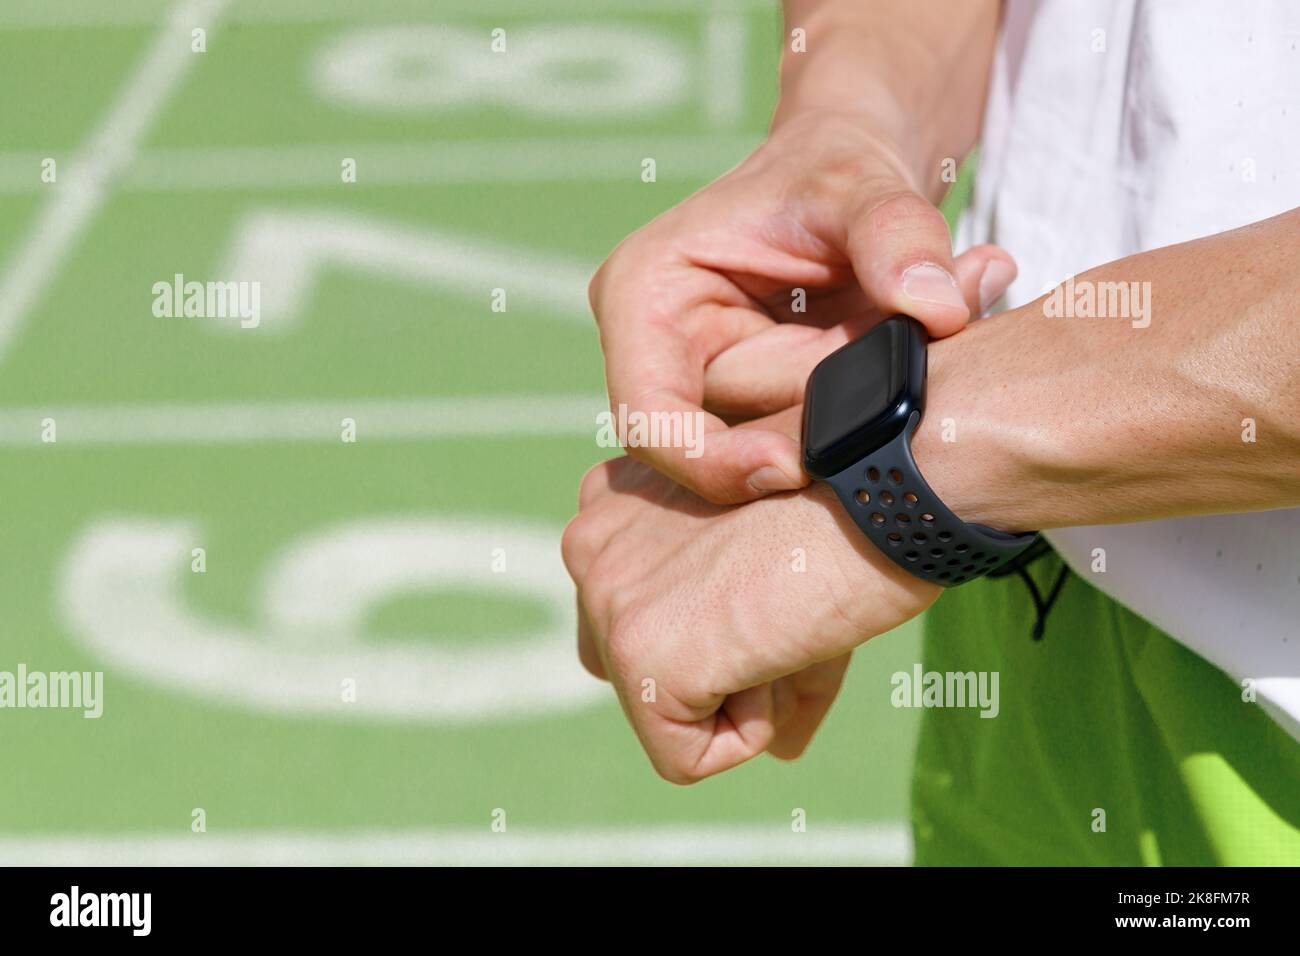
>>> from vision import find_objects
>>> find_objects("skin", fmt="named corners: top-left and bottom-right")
top-left (563, 456), bottom-right (932, 784)
top-left (588, 0), bottom-right (1006, 504)
top-left (565, 207), bottom-right (1300, 784)
top-left (708, 207), bottom-right (1300, 530)
top-left (564, 1), bottom-right (1300, 783)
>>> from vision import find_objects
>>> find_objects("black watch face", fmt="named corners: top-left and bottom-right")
top-left (801, 316), bottom-right (926, 479)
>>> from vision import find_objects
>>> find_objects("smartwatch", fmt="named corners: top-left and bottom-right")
top-left (801, 315), bottom-right (1037, 586)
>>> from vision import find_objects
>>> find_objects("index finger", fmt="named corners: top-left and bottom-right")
top-left (594, 268), bottom-right (805, 504)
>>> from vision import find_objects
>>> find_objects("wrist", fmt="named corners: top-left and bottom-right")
top-left (762, 112), bottom-right (921, 200)
top-left (801, 316), bottom-right (1040, 587)
top-left (771, 99), bottom-right (928, 187)
top-left (771, 18), bottom-right (926, 182)
top-left (771, 5), bottom-right (995, 196)
top-left (910, 311), bottom-right (1064, 533)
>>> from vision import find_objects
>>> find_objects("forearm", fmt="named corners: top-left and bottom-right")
top-left (774, 0), bottom-right (1000, 199)
top-left (916, 206), bottom-right (1300, 531)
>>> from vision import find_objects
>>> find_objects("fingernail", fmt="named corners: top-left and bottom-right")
top-left (978, 259), bottom-right (1017, 314)
top-left (747, 466), bottom-right (802, 493)
top-left (901, 263), bottom-right (965, 311)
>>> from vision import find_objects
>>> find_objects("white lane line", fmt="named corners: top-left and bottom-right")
top-left (0, 0), bottom-right (770, 29)
top-left (0, 395), bottom-right (605, 445)
top-left (0, 823), bottom-right (911, 866)
top-left (0, 137), bottom-right (760, 194)
top-left (0, 0), bottom-right (231, 363)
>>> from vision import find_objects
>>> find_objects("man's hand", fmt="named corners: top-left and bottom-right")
top-left (590, 114), bottom-right (1015, 505)
top-left (567, 0), bottom-right (1007, 783)
top-left (561, 452), bottom-right (940, 784)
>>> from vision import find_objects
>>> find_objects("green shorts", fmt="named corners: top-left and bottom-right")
top-left (912, 548), bottom-right (1300, 865)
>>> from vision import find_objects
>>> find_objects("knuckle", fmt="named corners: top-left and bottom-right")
top-left (586, 263), bottom-right (608, 317)
top-left (859, 188), bottom-right (940, 238)
top-left (638, 737), bottom-right (705, 786)
top-left (559, 514), bottom-right (596, 580)
top-left (576, 637), bottom-right (606, 681)
top-left (653, 759), bottom-right (702, 787)
top-left (580, 557), bottom-right (631, 635)
top-left (576, 461), bottom-right (608, 510)
top-left (586, 236), bottom-right (638, 321)
top-left (601, 613), bottom-right (641, 681)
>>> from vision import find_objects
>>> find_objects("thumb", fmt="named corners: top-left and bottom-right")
top-left (704, 245), bottom-right (1018, 420)
top-left (735, 404), bottom-right (804, 444)
top-left (843, 190), bottom-right (969, 338)
top-left (953, 244), bottom-right (1018, 318)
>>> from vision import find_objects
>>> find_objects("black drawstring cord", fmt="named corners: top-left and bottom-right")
top-left (984, 537), bottom-right (1071, 640)
top-left (1013, 562), bottom-right (1071, 640)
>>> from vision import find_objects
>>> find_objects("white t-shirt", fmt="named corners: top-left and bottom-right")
top-left (958, 0), bottom-right (1300, 739)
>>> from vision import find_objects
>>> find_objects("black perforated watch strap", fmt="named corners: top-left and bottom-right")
top-left (824, 411), bottom-right (1038, 587)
